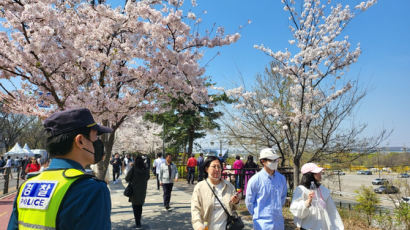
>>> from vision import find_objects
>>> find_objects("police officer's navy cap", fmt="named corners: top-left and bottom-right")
top-left (44, 108), bottom-right (113, 136)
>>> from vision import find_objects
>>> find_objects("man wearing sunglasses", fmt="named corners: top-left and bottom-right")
top-left (245, 148), bottom-right (288, 230)
top-left (8, 108), bottom-right (112, 230)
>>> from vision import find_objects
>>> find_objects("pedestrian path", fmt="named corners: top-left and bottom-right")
top-left (109, 175), bottom-right (254, 230)
top-left (109, 176), bottom-right (194, 230)
top-left (0, 193), bottom-right (16, 230)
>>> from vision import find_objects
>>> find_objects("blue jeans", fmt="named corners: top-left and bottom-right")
top-left (236, 174), bottom-right (241, 189)
top-left (187, 167), bottom-right (195, 184)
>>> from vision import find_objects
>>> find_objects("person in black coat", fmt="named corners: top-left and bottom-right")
top-left (110, 153), bottom-right (122, 183)
top-left (125, 155), bottom-right (150, 229)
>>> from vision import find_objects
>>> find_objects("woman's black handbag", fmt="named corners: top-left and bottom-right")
top-left (205, 180), bottom-right (244, 230)
top-left (226, 212), bottom-right (244, 230)
top-left (124, 183), bottom-right (133, 197)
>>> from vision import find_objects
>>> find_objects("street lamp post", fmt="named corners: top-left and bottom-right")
top-left (219, 140), bottom-right (222, 157)
top-left (210, 138), bottom-right (231, 157)
top-left (378, 148), bottom-right (381, 178)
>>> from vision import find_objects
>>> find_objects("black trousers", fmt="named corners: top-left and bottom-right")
top-left (187, 167), bottom-right (195, 184)
top-left (113, 169), bottom-right (120, 181)
top-left (156, 173), bottom-right (160, 190)
top-left (162, 183), bottom-right (173, 207)
top-left (132, 204), bottom-right (142, 226)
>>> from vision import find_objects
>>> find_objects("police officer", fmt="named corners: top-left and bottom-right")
top-left (7, 108), bottom-right (113, 230)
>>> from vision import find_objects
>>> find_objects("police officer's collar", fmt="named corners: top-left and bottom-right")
top-left (48, 158), bottom-right (85, 171)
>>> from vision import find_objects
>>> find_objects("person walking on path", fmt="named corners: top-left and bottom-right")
top-left (153, 153), bottom-right (165, 190)
top-left (233, 155), bottom-right (244, 189)
top-left (123, 154), bottom-right (132, 176)
top-left (159, 153), bottom-right (178, 210)
top-left (13, 157), bottom-right (20, 173)
top-left (243, 155), bottom-right (259, 196)
top-left (245, 148), bottom-right (287, 230)
top-left (110, 152), bottom-right (122, 183)
top-left (0, 156), bottom-right (5, 174)
top-left (197, 153), bottom-right (205, 182)
top-left (3, 156), bottom-right (13, 179)
top-left (20, 156), bottom-right (29, 179)
top-left (191, 156), bottom-right (240, 230)
top-left (186, 154), bottom-right (197, 184)
top-left (290, 163), bottom-right (344, 230)
top-left (7, 108), bottom-right (113, 230)
top-left (25, 157), bottom-right (41, 174)
top-left (125, 155), bottom-right (150, 230)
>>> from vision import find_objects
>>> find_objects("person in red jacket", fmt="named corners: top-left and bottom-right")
top-left (186, 154), bottom-right (197, 184)
top-left (25, 157), bottom-right (41, 174)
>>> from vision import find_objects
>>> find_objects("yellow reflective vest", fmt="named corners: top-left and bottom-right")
top-left (16, 169), bottom-right (91, 230)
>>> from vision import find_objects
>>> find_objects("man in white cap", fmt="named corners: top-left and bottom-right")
top-left (245, 148), bottom-right (287, 230)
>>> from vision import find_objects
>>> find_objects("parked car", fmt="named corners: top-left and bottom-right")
top-left (374, 185), bottom-right (399, 194)
top-left (372, 178), bottom-right (388, 185)
top-left (357, 170), bottom-right (364, 175)
top-left (401, 197), bottom-right (410, 204)
top-left (362, 170), bottom-right (372, 175)
top-left (395, 197), bottom-right (410, 206)
top-left (333, 170), bottom-right (345, 175)
top-left (398, 173), bottom-right (410, 178)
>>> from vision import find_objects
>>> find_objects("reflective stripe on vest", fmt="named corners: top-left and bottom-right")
top-left (18, 221), bottom-right (56, 230)
top-left (17, 169), bottom-right (86, 230)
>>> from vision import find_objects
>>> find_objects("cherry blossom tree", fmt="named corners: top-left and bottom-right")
top-left (112, 115), bottom-right (162, 154)
top-left (225, 0), bottom-right (381, 187)
top-left (0, 0), bottom-right (239, 178)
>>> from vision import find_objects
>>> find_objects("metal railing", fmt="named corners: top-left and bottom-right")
top-left (176, 165), bottom-right (294, 197)
top-left (1, 166), bottom-right (23, 195)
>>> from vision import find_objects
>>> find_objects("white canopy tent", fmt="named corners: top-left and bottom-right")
top-left (22, 143), bottom-right (34, 156)
top-left (5, 143), bottom-right (34, 157)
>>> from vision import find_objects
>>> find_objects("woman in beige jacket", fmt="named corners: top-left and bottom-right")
top-left (191, 156), bottom-right (240, 230)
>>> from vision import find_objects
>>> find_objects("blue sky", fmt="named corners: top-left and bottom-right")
top-left (186, 0), bottom-right (410, 147)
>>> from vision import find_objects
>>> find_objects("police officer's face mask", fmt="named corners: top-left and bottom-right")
top-left (82, 138), bottom-right (105, 164)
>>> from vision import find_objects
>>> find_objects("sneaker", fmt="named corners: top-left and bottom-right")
top-left (136, 223), bottom-right (142, 229)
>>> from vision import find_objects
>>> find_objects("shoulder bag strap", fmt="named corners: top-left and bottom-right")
top-left (205, 179), bottom-right (231, 217)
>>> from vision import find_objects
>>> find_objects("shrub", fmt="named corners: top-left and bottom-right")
top-left (374, 210), bottom-right (393, 230)
top-left (355, 186), bottom-right (380, 226)
top-left (394, 202), bottom-right (410, 230)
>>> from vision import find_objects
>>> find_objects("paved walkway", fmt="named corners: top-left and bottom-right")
top-left (109, 174), bottom-right (254, 230)
top-left (0, 193), bottom-right (16, 230)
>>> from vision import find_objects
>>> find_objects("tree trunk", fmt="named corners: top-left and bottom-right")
top-left (293, 157), bottom-right (301, 189)
top-left (181, 140), bottom-right (188, 165)
top-left (187, 127), bottom-right (194, 156)
top-left (96, 131), bottom-right (115, 180)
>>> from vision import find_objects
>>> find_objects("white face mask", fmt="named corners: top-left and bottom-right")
top-left (266, 161), bottom-right (278, 171)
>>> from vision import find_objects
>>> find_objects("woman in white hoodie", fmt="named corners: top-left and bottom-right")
top-left (290, 163), bottom-right (344, 230)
